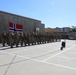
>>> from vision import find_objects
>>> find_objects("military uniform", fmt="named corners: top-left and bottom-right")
top-left (6, 32), bottom-right (10, 46)
top-left (23, 32), bottom-right (28, 46)
top-left (19, 33), bottom-right (24, 46)
top-left (1, 32), bottom-right (7, 46)
top-left (27, 33), bottom-right (31, 46)
top-left (8, 32), bottom-right (14, 48)
top-left (14, 32), bottom-right (20, 47)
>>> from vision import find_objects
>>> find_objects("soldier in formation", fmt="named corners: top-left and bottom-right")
top-left (0, 31), bottom-right (61, 48)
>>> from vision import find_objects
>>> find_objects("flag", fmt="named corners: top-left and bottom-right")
top-left (9, 22), bottom-right (23, 32)
top-left (16, 24), bottom-right (23, 31)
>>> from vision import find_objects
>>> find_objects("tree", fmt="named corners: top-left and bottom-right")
top-left (70, 26), bottom-right (76, 32)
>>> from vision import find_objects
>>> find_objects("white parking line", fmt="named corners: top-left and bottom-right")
top-left (57, 56), bottom-right (76, 60)
top-left (17, 55), bottom-right (76, 71)
top-left (42, 61), bottom-right (76, 71)
top-left (0, 50), bottom-right (76, 71)
top-left (13, 55), bottom-right (76, 71)
top-left (42, 45), bottom-right (76, 62)
top-left (0, 51), bottom-right (30, 59)
top-left (0, 47), bottom-right (59, 59)
top-left (0, 51), bottom-right (15, 56)
top-left (15, 54), bottom-right (76, 71)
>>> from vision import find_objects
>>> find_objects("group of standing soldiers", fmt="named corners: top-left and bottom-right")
top-left (0, 31), bottom-right (61, 48)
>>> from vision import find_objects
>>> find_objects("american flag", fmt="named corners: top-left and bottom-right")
top-left (9, 22), bottom-right (23, 32)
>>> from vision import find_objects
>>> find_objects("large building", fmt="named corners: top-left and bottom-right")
top-left (0, 11), bottom-right (45, 33)
top-left (54, 27), bottom-right (71, 32)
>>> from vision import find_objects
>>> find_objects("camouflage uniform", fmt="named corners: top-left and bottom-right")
top-left (33, 32), bottom-right (37, 45)
top-left (14, 32), bottom-right (20, 47)
top-left (31, 32), bottom-right (35, 45)
top-left (27, 33), bottom-right (31, 46)
top-left (19, 32), bottom-right (24, 46)
top-left (1, 32), bottom-right (7, 47)
top-left (6, 32), bottom-right (10, 46)
top-left (8, 32), bottom-right (14, 48)
top-left (23, 32), bottom-right (28, 46)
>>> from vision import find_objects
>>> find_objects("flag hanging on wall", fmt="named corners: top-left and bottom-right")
top-left (9, 22), bottom-right (23, 32)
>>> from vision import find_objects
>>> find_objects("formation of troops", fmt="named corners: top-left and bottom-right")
top-left (0, 31), bottom-right (61, 48)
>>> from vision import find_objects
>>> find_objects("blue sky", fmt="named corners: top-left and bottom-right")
top-left (0, 0), bottom-right (76, 28)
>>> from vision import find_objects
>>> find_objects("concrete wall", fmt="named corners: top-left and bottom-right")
top-left (0, 11), bottom-right (45, 33)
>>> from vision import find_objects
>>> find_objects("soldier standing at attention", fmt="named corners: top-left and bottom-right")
top-left (19, 32), bottom-right (24, 47)
top-left (23, 32), bottom-right (28, 46)
top-left (27, 32), bottom-right (31, 46)
top-left (14, 32), bottom-right (19, 47)
top-left (1, 31), bottom-right (7, 47)
top-left (8, 32), bottom-right (14, 48)
top-left (6, 32), bottom-right (10, 46)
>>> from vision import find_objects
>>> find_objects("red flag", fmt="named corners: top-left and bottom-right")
top-left (9, 22), bottom-right (13, 28)
top-left (16, 24), bottom-right (23, 29)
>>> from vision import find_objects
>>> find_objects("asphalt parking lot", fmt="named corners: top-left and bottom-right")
top-left (0, 40), bottom-right (76, 75)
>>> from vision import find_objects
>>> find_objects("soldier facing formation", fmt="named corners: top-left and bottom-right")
top-left (0, 31), bottom-right (61, 48)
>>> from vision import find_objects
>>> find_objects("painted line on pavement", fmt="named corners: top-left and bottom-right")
top-left (0, 50), bottom-right (76, 71)
top-left (42, 45), bottom-right (76, 62)
top-left (57, 56), bottom-right (76, 60)
top-left (14, 55), bottom-right (76, 71)
top-left (0, 51), bottom-right (15, 56)
top-left (0, 48), bottom-right (60, 59)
